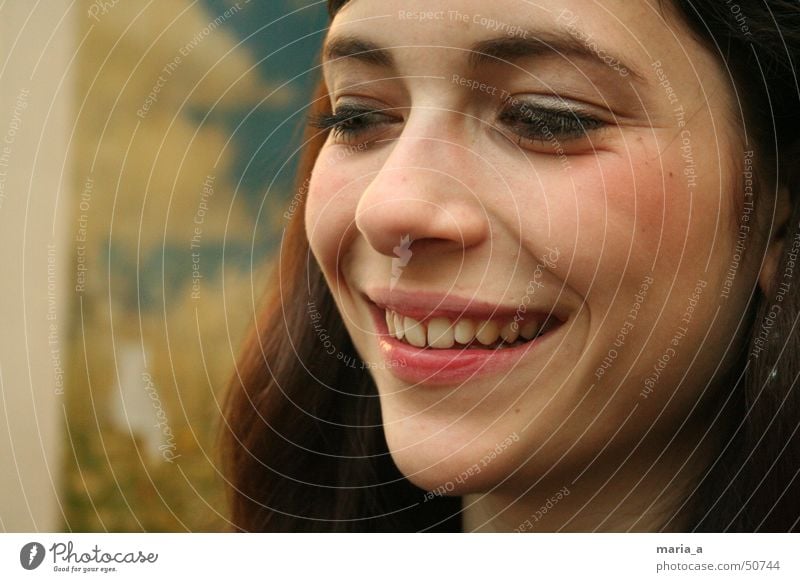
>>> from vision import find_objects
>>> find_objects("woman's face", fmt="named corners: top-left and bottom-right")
top-left (305, 0), bottom-right (760, 495)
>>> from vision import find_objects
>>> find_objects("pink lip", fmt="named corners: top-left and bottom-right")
top-left (364, 289), bottom-right (565, 386)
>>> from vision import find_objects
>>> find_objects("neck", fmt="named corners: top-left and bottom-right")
top-left (461, 416), bottom-right (722, 532)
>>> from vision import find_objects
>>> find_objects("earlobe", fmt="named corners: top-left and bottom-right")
top-left (757, 183), bottom-right (793, 296)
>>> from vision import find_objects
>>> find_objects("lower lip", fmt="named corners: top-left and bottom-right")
top-left (369, 305), bottom-right (561, 386)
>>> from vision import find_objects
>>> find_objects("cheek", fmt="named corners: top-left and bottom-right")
top-left (508, 148), bottom-right (688, 298)
top-left (305, 152), bottom-right (360, 272)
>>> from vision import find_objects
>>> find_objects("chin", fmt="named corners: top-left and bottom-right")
top-left (379, 407), bottom-right (520, 496)
top-left (387, 441), bottom-right (503, 496)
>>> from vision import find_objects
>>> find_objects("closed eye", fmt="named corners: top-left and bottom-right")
top-left (309, 106), bottom-right (396, 145)
top-left (309, 97), bottom-right (609, 152)
top-left (497, 95), bottom-right (606, 148)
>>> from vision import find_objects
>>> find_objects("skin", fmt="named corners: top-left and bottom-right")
top-left (305, 0), bottom-right (788, 531)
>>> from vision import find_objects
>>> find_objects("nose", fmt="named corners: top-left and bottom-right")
top-left (354, 132), bottom-right (489, 258)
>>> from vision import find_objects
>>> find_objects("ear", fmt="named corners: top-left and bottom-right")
top-left (758, 183), bottom-right (793, 295)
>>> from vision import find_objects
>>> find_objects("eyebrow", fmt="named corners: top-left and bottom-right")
top-left (324, 35), bottom-right (394, 68)
top-left (323, 32), bottom-right (645, 83)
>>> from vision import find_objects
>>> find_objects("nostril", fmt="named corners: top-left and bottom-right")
top-left (400, 238), bottom-right (460, 254)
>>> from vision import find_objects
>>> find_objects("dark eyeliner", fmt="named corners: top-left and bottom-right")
top-left (308, 106), bottom-right (388, 139)
top-left (499, 96), bottom-right (605, 142)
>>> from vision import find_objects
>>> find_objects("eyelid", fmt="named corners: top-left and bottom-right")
top-left (331, 102), bottom-right (400, 124)
top-left (501, 93), bottom-right (609, 120)
top-left (495, 93), bottom-right (610, 149)
top-left (308, 103), bottom-right (399, 146)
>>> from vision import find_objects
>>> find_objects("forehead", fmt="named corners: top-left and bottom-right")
top-left (328, 0), bottom-right (675, 53)
top-left (324, 0), bottom-right (728, 114)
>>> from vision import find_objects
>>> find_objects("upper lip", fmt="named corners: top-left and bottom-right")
top-left (364, 287), bottom-right (568, 323)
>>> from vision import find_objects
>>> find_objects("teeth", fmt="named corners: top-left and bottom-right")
top-left (383, 309), bottom-right (554, 349)
top-left (386, 310), bottom-right (395, 336)
top-left (475, 320), bottom-right (500, 345)
top-left (500, 322), bottom-right (519, 343)
top-left (427, 317), bottom-right (455, 349)
top-left (454, 319), bottom-right (476, 345)
top-left (520, 320), bottom-right (541, 340)
top-left (394, 312), bottom-right (404, 340)
top-left (403, 316), bottom-right (427, 348)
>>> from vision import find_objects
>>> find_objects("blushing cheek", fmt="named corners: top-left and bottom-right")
top-left (593, 153), bottom-right (697, 285)
top-left (524, 154), bottom-right (675, 298)
top-left (305, 151), bottom-right (359, 272)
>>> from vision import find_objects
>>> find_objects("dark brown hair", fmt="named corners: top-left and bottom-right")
top-left (221, 0), bottom-right (800, 531)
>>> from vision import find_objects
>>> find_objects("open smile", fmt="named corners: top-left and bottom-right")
top-left (365, 289), bottom-right (566, 385)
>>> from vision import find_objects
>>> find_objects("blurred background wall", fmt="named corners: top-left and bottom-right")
top-left (0, 0), bottom-right (327, 532)
top-left (0, 0), bottom-right (73, 532)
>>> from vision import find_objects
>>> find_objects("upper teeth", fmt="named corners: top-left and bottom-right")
top-left (384, 309), bottom-right (549, 349)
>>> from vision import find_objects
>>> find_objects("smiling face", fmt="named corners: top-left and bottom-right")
top-left (305, 0), bottom-right (763, 497)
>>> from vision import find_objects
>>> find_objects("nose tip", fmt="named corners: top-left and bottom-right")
top-left (355, 168), bottom-right (489, 258)
top-left (356, 197), bottom-right (486, 257)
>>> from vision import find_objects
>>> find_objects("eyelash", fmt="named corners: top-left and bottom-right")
top-left (308, 98), bottom-right (606, 148)
top-left (497, 97), bottom-right (605, 145)
top-left (309, 106), bottom-right (393, 143)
